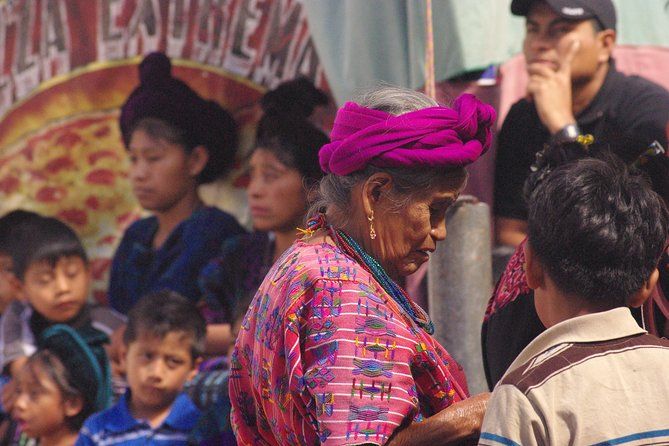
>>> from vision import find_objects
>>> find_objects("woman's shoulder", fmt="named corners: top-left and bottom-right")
top-left (185, 206), bottom-right (246, 237)
top-left (220, 231), bottom-right (270, 257)
top-left (192, 206), bottom-right (244, 227)
top-left (122, 214), bottom-right (157, 239)
top-left (271, 238), bottom-right (371, 287)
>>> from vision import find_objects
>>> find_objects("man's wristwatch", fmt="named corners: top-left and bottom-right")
top-left (550, 123), bottom-right (581, 145)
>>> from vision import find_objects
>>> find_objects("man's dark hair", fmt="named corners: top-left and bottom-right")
top-left (528, 156), bottom-right (669, 306)
top-left (124, 290), bottom-right (206, 359)
top-left (11, 216), bottom-right (87, 281)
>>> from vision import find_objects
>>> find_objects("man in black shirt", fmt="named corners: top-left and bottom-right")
top-left (494, 0), bottom-right (669, 246)
top-left (484, 0), bottom-right (669, 391)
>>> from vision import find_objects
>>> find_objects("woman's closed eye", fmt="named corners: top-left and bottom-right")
top-left (430, 199), bottom-right (455, 216)
top-left (145, 155), bottom-right (163, 163)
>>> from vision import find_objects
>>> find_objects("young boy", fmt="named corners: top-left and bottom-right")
top-left (0, 216), bottom-right (124, 407)
top-left (77, 290), bottom-right (204, 445)
top-left (479, 157), bottom-right (669, 445)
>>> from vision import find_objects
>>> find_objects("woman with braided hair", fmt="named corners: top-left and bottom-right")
top-left (109, 52), bottom-right (245, 315)
top-left (198, 77), bottom-right (330, 357)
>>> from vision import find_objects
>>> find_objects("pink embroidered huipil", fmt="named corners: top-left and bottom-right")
top-left (229, 239), bottom-right (469, 445)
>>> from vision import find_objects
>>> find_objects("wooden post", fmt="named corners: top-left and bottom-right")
top-left (425, 0), bottom-right (436, 99)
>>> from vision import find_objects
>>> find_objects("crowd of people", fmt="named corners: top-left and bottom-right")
top-left (0, 0), bottom-right (667, 445)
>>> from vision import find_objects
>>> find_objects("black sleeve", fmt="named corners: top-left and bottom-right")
top-left (623, 76), bottom-right (669, 149)
top-left (493, 101), bottom-right (546, 221)
top-left (602, 76), bottom-right (669, 164)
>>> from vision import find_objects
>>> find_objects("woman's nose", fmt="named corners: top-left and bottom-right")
top-left (247, 177), bottom-right (262, 198)
top-left (431, 219), bottom-right (447, 241)
top-left (130, 160), bottom-right (148, 181)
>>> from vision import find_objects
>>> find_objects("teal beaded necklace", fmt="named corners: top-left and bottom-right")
top-left (304, 213), bottom-right (435, 334)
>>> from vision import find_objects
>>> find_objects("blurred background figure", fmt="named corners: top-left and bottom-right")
top-left (199, 77), bottom-right (329, 357)
top-left (110, 52), bottom-right (245, 315)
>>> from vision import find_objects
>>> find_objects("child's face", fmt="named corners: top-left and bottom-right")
top-left (125, 330), bottom-right (198, 416)
top-left (20, 256), bottom-right (90, 323)
top-left (0, 253), bottom-right (19, 311)
top-left (12, 363), bottom-right (81, 439)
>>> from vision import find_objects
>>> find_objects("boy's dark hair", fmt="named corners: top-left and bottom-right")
top-left (0, 210), bottom-right (42, 255)
top-left (124, 290), bottom-right (206, 359)
top-left (11, 216), bottom-right (87, 281)
top-left (528, 156), bottom-right (669, 307)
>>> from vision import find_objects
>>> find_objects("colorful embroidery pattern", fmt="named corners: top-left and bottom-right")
top-left (230, 240), bottom-right (469, 445)
top-left (484, 240), bottom-right (532, 321)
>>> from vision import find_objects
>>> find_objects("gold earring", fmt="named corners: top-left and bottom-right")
top-left (368, 210), bottom-right (377, 240)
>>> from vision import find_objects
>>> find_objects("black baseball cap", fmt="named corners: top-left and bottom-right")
top-left (511, 0), bottom-right (616, 31)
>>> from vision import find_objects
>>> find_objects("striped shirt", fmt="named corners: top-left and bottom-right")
top-left (230, 238), bottom-right (469, 446)
top-left (480, 307), bottom-right (669, 446)
top-left (76, 392), bottom-right (200, 445)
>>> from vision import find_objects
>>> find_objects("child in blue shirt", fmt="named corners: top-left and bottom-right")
top-left (77, 290), bottom-right (204, 445)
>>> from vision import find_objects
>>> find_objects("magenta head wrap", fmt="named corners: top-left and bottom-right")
top-left (319, 93), bottom-right (496, 176)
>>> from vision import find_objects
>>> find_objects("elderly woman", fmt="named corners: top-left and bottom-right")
top-left (229, 86), bottom-right (495, 445)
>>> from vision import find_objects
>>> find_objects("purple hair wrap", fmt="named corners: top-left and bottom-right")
top-left (119, 52), bottom-right (238, 183)
top-left (319, 93), bottom-right (496, 175)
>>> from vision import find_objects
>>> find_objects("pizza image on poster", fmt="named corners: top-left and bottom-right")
top-left (0, 62), bottom-right (274, 304)
top-left (0, 0), bottom-right (329, 302)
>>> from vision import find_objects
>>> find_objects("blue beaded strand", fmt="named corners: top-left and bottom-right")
top-left (337, 230), bottom-right (435, 334)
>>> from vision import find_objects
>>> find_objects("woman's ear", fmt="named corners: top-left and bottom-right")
top-left (305, 183), bottom-right (320, 204)
top-left (187, 146), bottom-right (209, 178)
top-left (360, 172), bottom-right (393, 216)
top-left (628, 268), bottom-right (659, 308)
top-left (63, 395), bottom-right (84, 418)
top-left (523, 242), bottom-right (545, 290)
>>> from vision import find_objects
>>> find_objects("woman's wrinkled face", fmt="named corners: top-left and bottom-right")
top-left (247, 149), bottom-right (308, 233)
top-left (372, 173), bottom-right (466, 278)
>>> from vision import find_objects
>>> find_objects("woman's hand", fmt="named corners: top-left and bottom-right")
top-left (387, 393), bottom-right (490, 446)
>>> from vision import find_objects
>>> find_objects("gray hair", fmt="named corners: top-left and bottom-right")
top-left (356, 85), bottom-right (438, 114)
top-left (309, 85), bottom-right (466, 228)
